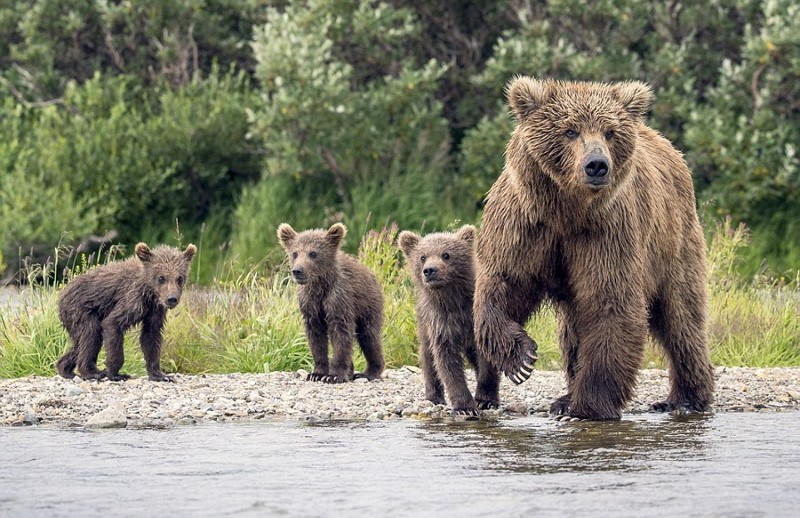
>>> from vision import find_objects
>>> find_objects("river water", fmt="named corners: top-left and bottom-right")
top-left (1, 412), bottom-right (798, 517)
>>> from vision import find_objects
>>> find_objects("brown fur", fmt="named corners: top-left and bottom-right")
top-left (473, 76), bottom-right (715, 420)
top-left (56, 243), bottom-right (196, 382)
top-left (398, 225), bottom-right (500, 417)
top-left (277, 223), bottom-right (385, 383)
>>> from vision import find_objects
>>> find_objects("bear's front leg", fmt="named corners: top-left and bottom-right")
top-left (303, 319), bottom-right (330, 382)
top-left (564, 300), bottom-right (647, 420)
top-left (141, 311), bottom-right (174, 382)
top-left (473, 273), bottom-right (541, 385)
top-left (418, 330), bottom-right (445, 405)
top-left (325, 321), bottom-right (355, 383)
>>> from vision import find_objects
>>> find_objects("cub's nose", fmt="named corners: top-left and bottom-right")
top-left (584, 156), bottom-right (609, 177)
top-left (291, 268), bottom-right (304, 278)
top-left (166, 296), bottom-right (179, 308)
top-left (423, 266), bottom-right (437, 279)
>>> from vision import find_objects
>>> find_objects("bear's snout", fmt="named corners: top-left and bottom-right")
top-left (291, 267), bottom-right (307, 284)
top-left (166, 296), bottom-right (179, 309)
top-left (583, 154), bottom-right (610, 188)
top-left (423, 266), bottom-right (438, 280)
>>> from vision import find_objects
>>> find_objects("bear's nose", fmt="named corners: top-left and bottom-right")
top-left (584, 156), bottom-right (609, 177)
top-left (423, 267), bottom-right (437, 279)
top-left (166, 296), bottom-right (179, 307)
top-left (291, 268), bottom-right (304, 278)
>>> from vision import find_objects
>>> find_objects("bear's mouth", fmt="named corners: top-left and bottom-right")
top-left (423, 278), bottom-right (448, 289)
top-left (584, 177), bottom-right (609, 191)
top-left (292, 276), bottom-right (308, 285)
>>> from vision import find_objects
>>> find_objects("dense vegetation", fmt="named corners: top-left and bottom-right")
top-left (0, 0), bottom-right (798, 281)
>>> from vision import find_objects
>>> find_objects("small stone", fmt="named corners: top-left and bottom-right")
top-left (86, 405), bottom-right (128, 429)
top-left (247, 390), bottom-right (264, 402)
top-left (296, 369), bottom-right (309, 379)
top-left (64, 385), bottom-right (86, 397)
top-left (22, 410), bottom-right (39, 425)
top-left (505, 402), bottom-right (529, 415)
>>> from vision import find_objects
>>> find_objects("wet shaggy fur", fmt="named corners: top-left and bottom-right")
top-left (278, 223), bottom-right (385, 383)
top-left (56, 243), bottom-right (196, 382)
top-left (473, 76), bottom-right (715, 420)
top-left (398, 225), bottom-right (501, 417)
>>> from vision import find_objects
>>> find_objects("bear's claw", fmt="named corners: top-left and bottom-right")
top-left (452, 408), bottom-right (480, 420)
top-left (504, 346), bottom-right (539, 385)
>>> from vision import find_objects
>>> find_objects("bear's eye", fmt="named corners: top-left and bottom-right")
top-left (605, 130), bottom-right (614, 140)
top-left (177, 276), bottom-right (184, 286)
top-left (420, 255), bottom-right (426, 263)
top-left (309, 251), bottom-right (318, 259)
top-left (158, 276), bottom-right (166, 285)
top-left (442, 252), bottom-right (450, 261)
top-left (291, 251), bottom-right (298, 260)
top-left (565, 129), bottom-right (579, 140)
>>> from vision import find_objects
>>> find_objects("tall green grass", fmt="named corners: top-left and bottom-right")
top-left (0, 219), bottom-right (798, 379)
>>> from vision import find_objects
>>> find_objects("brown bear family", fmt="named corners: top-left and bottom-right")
top-left (55, 76), bottom-right (715, 421)
top-left (56, 243), bottom-right (196, 382)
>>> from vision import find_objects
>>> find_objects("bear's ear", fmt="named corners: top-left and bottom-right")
top-left (183, 244), bottom-right (197, 262)
top-left (397, 231), bottom-right (420, 258)
top-left (327, 223), bottom-right (347, 248)
top-left (277, 224), bottom-right (297, 249)
top-left (455, 225), bottom-right (476, 244)
top-left (614, 81), bottom-right (653, 120)
top-left (135, 243), bottom-right (153, 263)
top-left (507, 76), bottom-right (551, 120)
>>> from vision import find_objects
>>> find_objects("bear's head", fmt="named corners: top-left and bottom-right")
top-left (135, 243), bottom-right (196, 309)
top-left (398, 225), bottom-right (476, 291)
top-left (277, 223), bottom-right (347, 286)
top-left (507, 76), bottom-right (653, 196)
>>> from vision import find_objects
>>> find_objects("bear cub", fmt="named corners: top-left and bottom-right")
top-left (278, 223), bottom-right (385, 383)
top-left (398, 225), bottom-right (500, 417)
top-left (56, 242), bottom-right (196, 382)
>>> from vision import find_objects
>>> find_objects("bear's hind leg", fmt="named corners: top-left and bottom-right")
top-left (354, 323), bottom-right (385, 380)
top-left (469, 346), bottom-right (500, 410)
top-left (73, 317), bottom-right (106, 380)
top-left (56, 348), bottom-right (78, 379)
top-left (648, 289), bottom-right (715, 413)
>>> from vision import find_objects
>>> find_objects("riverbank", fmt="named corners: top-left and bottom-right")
top-left (2, 366), bottom-right (799, 428)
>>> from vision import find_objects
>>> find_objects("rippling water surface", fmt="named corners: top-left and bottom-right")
top-left (1, 412), bottom-right (798, 517)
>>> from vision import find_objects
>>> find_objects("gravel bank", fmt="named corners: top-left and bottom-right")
top-left (2, 366), bottom-right (799, 428)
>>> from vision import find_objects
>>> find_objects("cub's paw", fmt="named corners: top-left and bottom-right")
top-left (452, 407), bottom-right (480, 420)
top-left (105, 372), bottom-right (131, 382)
top-left (503, 333), bottom-right (539, 385)
top-left (321, 374), bottom-right (349, 384)
top-left (148, 372), bottom-right (176, 382)
top-left (476, 398), bottom-right (500, 410)
top-left (81, 371), bottom-right (106, 381)
top-left (426, 394), bottom-right (446, 406)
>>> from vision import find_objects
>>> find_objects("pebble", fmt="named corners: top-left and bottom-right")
top-left (0, 367), bottom-right (798, 428)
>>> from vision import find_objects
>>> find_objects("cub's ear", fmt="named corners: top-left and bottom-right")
top-left (397, 231), bottom-right (420, 258)
top-left (327, 223), bottom-right (347, 248)
top-left (613, 81), bottom-right (653, 120)
top-left (134, 243), bottom-right (152, 263)
top-left (277, 223), bottom-right (297, 249)
top-left (183, 244), bottom-right (197, 262)
top-left (455, 225), bottom-right (476, 244)
top-left (507, 76), bottom-right (551, 120)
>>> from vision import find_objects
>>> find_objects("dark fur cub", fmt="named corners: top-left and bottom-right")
top-left (398, 225), bottom-right (500, 417)
top-left (56, 243), bottom-right (196, 382)
top-left (277, 223), bottom-right (385, 383)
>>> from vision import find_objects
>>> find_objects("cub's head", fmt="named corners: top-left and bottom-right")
top-left (135, 243), bottom-right (196, 309)
top-left (277, 223), bottom-right (346, 286)
top-left (507, 76), bottom-right (653, 195)
top-left (397, 225), bottom-right (476, 291)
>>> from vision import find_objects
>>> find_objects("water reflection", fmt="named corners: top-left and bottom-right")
top-left (414, 413), bottom-right (711, 474)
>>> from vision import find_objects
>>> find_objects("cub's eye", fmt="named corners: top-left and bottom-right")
top-left (291, 251), bottom-right (298, 259)
top-left (158, 276), bottom-right (166, 285)
top-left (177, 276), bottom-right (184, 286)
top-left (605, 130), bottom-right (615, 140)
top-left (442, 252), bottom-right (450, 261)
top-left (309, 251), bottom-right (318, 259)
top-left (565, 129), bottom-right (579, 140)
top-left (420, 255), bottom-right (426, 263)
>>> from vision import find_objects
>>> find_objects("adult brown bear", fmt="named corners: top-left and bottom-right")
top-left (473, 76), bottom-right (715, 420)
